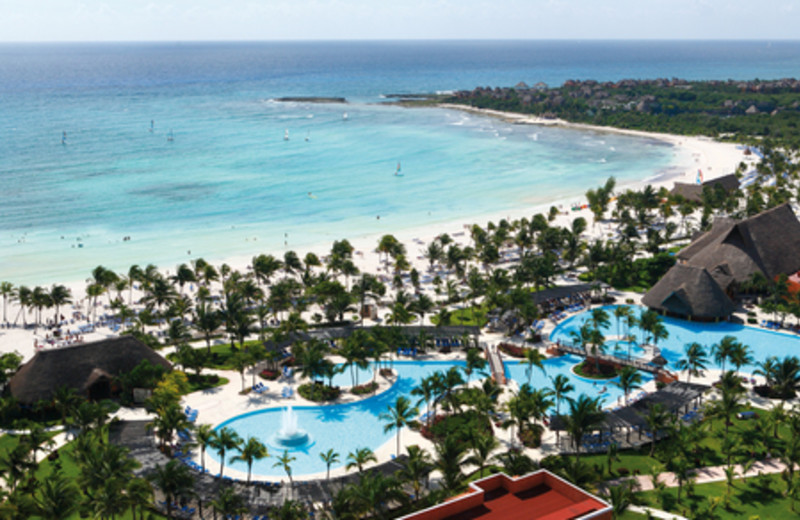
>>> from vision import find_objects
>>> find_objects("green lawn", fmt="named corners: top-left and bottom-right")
top-left (636, 473), bottom-right (800, 519)
top-left (1, 433), bottom-right (167, 519)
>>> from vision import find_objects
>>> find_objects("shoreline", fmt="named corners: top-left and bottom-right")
top-left (0, 106), bottom-right (756, 362)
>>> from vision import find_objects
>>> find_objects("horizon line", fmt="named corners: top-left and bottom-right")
top-left (2, 37), bottom-right (800, 45)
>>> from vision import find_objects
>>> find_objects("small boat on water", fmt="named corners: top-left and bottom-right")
top-left (394, 162), bottom-right (403, 177)
top-left (342, 112), bottom-right (348, 121)
top-left (305, 131), bottom-right (310, 142)
top-left (284, 129), bottom-right (290, 141)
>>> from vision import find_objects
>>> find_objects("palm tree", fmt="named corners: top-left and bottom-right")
top-left (463, 347), bottom-right (487, 383)
top-left (434, 436), bottom-right (466, 493)
top-left (607, 480), bottom-right (639, 519)
top-left (346, 447), bottom-right (377, 475)
top-left (148, 460), bottom-right (195, 520)
top-left (676, 342), bottom-right (708, 384)
top-left (0, 281), bottom-right (14, 325)
top-left (612, 306), bottom-right (632, 349)
top-left (729, 341), bottom-right (754, 376)
top-left (523, 348), bottom-right (547, 384)
top-left (614, 366), bottom-right (642, 405)
top-left (232, 436), bottom-right (269, 484)
top-left (380, 395), bottom-right (419, 457)
top-left (210, 426), bottom-right (241, 479)
top-left (194, 302), bottom-right (222, 352)
top-left (351, 472), bottom-right (407, 520)
top-left (34, 469), bottom-right (81, 519)
top-left (644, 403), bottom-right (670, 457)
top-left (711, 335), bottom-right (740, 373)
top-left (412, 375), bottom-right (438, 428)
top-left (398, 444), bottom-right (433, 500)
top-left (563, 394), bottom-right (604, 459)
top-left (551, 374), bottom-right (574, 417)
top-left (125, 477), bottom-right (154, 520)
top-left (210, 487), bottom-right (247, 520)
top-left (319, 448), bottom-right (340, 483)
top-left (274, 450), bottom-right (296, 495)
top-left (465, 432), bottom-right (498, 478)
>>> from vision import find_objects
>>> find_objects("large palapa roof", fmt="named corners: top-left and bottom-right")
top-left (642, 263), bottom-right (736, 319)
top-left (8, 336), bottom-right (171, 404)
top-left (671, 174), bottom-right (740, 203)
top-left (678, 203), bottom-right (800, 286)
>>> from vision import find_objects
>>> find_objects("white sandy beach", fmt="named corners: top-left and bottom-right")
top-left (0, 107), bottom-right (757, 362)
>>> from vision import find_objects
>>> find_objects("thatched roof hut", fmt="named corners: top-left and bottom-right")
top-left (8, 336), bottom-right (171, 404)
top-left (642, 264), bottom-right (736, 320)
top-left (670, 174), bottom-right (740, 203)
top-left (678, 203), bottom-right (800, 287)
top-left (644, 204), bottom-right (800, 320)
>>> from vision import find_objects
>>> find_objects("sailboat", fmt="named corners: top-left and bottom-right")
top-left (342, 112), bottom-right (348, 121)
top-left (394, 162), bottom-right (403, 177)
top-left (284, 129), bottom-right (290, 141)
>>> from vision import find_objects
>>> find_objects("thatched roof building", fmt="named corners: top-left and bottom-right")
top-left (643, 203), bottom-right (800, 320)
top-left (642, 264), bottom-right (735, 320)
top-left (679, 203), bottom-right (800, 287)
top-left (670, 174), bottom-right (740, 203)
top-left (8, 336), bottom-right (171, 404)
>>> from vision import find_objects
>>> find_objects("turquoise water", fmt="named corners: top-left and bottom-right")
top-left (550, 305), bottom-right (800, 374)
top-left (7, 41), bottom-right (800, 284)
top-left (212, 354), bottom-right (636, 478)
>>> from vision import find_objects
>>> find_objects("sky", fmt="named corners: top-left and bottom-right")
top-left (0, 0), bottom-right (798, 42)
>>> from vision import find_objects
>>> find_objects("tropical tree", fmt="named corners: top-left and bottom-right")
top-left (34, 469), bottom-right (81, 520)
top-left (644, 403), bottom-right (670, 457)
top-left (126, 477), bottom-right (154, 520)
top-left (0, 281), bottom-right (14, 325)
top-left (346, 447), bottom-right (377, 475)
top-left (434, 436), bottom-right (466, 494)
top-left (523, 348), bottom-right (547, 384)
top-left (711, 335), bottom-right (740, 373)
top-left (676, 342), bottom-right (708, 384)
top-left (210, 427), bottom-right (242, 479)
top-left (464, 347), bottom-right (488, 383)
top-left (319, 448), bottom-right (340, 484)
top-left (397, 444), bottom-right (433, 500)
top-left (274, 450), bottom-right (297, 495)
top-left (380, 395), bottom-right (419, 457)
top-left (563, 394), bottom-right (604, 459)
top-left (210, 487), bottom-right (247, 520)
top-left (465, 432), bottom-right (499, 478)
top-left (232, 436), bottom-right (269, 485)
top-left (148, 460), bottom-right (195, 520)
top-left (614, 366), bottom-right (643, 405)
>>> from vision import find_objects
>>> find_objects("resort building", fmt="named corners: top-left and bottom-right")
top-left (643, 203), bottom-right (800, 320)
top-left (670, 173), bottom-right (740, 203)
top-left (399, 470), bottom-right (611, 520)
top-left (8, 336), bottom-right (171, 404)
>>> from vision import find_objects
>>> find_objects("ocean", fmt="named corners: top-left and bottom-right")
top-left (2, 40), bottom-right (800, 285)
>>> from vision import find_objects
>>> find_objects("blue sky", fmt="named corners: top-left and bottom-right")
top-left (1, 0), bottom-right (798, 41)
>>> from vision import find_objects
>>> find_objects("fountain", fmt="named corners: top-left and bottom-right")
top-left (272, 406), bottom-right (311, 448)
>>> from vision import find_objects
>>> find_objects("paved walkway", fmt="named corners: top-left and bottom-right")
top-left (601, 458), bottom-right (786, 497)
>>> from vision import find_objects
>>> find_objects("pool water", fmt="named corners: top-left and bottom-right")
top-left (212, 353), bottom-right (640, 478)
top-left (550, 305), bottom-right (800, 374)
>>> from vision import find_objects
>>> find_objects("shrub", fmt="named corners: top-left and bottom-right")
top-left (259, 369), bottom-right (281, 381)
top-left (421, 410), bottom-right (493, 444)
top-left (298, 382), bottom-right (341, 402)
top-left (351, 381), bottom-right (379, 395)
top-left (498, 342), bottom-right (525, 358)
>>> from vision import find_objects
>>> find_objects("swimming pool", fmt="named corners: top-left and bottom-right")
top-left (550, 305), bottom-right (800, 374)
top-left (211, 352), bottom-right (639, 478)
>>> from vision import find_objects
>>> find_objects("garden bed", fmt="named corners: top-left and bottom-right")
top-left (298, 382), bottom-right (341, 402)
top-left (351, 381), bottom-right (379, 395)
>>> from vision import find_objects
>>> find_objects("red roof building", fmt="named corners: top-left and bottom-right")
top-left (399, 470), bottom-right (612, 520)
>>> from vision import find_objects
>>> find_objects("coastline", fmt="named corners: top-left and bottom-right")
top-left (0, 106), bottom-right (756, 362)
